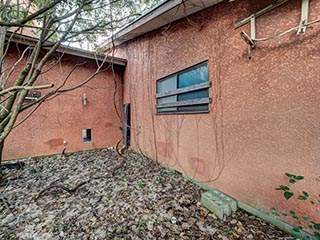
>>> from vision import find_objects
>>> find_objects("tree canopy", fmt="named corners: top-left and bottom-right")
top-left (0, 0), bottom-right (161, 49)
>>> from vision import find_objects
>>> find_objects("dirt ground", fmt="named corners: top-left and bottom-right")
top-left (0, 149), bottom-right (292, 239)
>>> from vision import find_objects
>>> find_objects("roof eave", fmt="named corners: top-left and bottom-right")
top-left (7, 32), bottom-right (127, 66)
top-left (104, 0), bottom-right (224, 49)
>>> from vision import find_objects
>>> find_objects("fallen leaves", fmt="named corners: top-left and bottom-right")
top-left (1, 149), bottom-right (291, 239)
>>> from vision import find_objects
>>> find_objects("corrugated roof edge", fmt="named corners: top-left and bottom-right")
top-left (6, 31), bottom-right (127, 66)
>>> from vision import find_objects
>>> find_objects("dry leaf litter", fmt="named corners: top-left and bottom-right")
top-left (0, 149), bottom-right (292, 239)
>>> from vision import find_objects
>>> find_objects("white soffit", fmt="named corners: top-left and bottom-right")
top-left (109, 0), bottom-right (224, 47)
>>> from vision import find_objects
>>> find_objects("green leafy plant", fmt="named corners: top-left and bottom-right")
top-left (275, 173), bottom-right (304, 201)
top-left (156, 175), bottom-right (164, 182)
top-left (137, 220), bottom-right (145, 231)
top-left (137, 180), bottom-right (145, 188)
top-left (43, 157), bottom-right (49, 163)
top-left (273, 173), bottom-right (320, 240)
top-left (27, 165), bottom-right (37, 174)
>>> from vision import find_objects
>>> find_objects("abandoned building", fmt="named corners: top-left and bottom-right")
top-left (4, 0), bottom-right (320, 232)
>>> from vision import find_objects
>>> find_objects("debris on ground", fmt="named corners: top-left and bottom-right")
top-left (0, 149), bottom-right (292, 239)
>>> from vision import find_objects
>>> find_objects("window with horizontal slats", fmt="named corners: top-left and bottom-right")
top-left (156, 61), bottom-right (211, 114)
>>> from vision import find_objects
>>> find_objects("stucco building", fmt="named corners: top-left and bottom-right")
top-left (4, 0), bottom-right (320, 234)
top-left (109, 0), bottom-right (320, 229)
top-left (4, 33), bottom-right (126, 160)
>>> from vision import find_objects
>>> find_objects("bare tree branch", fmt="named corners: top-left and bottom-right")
top-left (0, 83), bottom-right (54, 96)
top-left (1, 46), bottom-right (31, 89)
top-left (0, 2), bottom-right (84, 143)
top-left (19, 61), bottom-right (87, 113)
top-left (0, 0), bottom-right (62, 27)
top-left (14, 60), bottom-right (109, 129)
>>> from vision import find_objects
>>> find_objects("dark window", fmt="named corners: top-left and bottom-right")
top-left (82, 129), bottom-right (92, 143)
top-left (156, 61), bottom-right (211, 114)
top-left (123, 103), bottom-right (131, 147)
top-left (25, 90), bottom-right (41, 101)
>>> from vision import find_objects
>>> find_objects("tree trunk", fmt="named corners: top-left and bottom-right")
top-left (0, 26), bottom-right (7, 87)
top-left (0, 140), bottom-right (4, 182)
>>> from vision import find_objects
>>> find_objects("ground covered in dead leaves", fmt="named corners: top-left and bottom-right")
top-left (1, 149), bottom-right (292, 240)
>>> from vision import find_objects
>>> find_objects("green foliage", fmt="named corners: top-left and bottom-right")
top-left (137, 220), bottom-right (145, 231)
top-left (137, 180), bottom-right (145, 188)
top-left (0, 0), bottom-right (161, 49)
top-left (284, 191), bottom-right (294, 201)
top-left (276, 185), bottom-right (290, 191)
top-left (271, 207), bottom-right (279, 216)
top-left (273, 173), bottom-right (320, 239)
top-left (285, 172), bottom-right (304, 185)
top-left (298, 191), bottom-right (310, 201)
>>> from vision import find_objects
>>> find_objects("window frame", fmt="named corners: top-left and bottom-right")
top-left (82, 128), bottom-right (92, 143)
top-left (155, 61), bottom-right (211, 115)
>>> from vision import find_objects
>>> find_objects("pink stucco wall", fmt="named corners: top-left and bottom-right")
top-left (3, 45), bottom-right (123, 160)
top-left (115, 0), bottom-right (320, 225)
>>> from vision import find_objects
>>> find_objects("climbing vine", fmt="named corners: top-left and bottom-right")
top-left (272, 173), bottom-right (320, 239)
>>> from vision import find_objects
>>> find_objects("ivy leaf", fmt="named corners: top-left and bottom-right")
top-left (284, 191), bottom-right (294, 201)
top-left (292, 226), bottom-right (302, 233)
top-left (314, 223), bottom-right (320, 230)
top-left (302, 216), bottom-right (309, 222)
top-left (294, 175), bottom-right (304, 180)
top-left (289, 211), bottom-right (299, 220)
top-left (315, 232), bottom-right (320, 240)
top-left (285, 173), bottom-right (295, 178)
top-left (289, 179), bottom-right (296, 184)
top-left (298, 191), bottom-right (309, 200)
top-left (298, 196), bottom-right (307, 200)
top-left (276, 185), bottom-right (290, 191)
top-left (285, 173), bottom-right (304, 180)
top-left (303, 191), bottom-right (309, 197)
top-left (271, 207), bottom-right (279, 216)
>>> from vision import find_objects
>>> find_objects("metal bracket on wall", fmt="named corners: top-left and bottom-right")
top-left (240, 14), bottom-right (256, 59)
top-left (235, 0), bottom-right (288, 29)
top-left (250, 14), bottom-right (256, 41)
top-left (297, 0), bottom-right (309, 35)
top-left (248, 14), bottom-right (256, 59)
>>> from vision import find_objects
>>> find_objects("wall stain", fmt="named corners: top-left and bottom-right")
top-left (44, 138), bottom-right (64, 150)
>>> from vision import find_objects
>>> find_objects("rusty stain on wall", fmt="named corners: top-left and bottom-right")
top-left (44, 138), bottom-right (64, 150)
top-left (105, 122), bottom-right (113, 128)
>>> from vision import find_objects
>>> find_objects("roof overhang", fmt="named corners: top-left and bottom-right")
top-left (104, 0), bottom-right (224, 49)
top-left (6, 32), bottom-right (127, 66)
